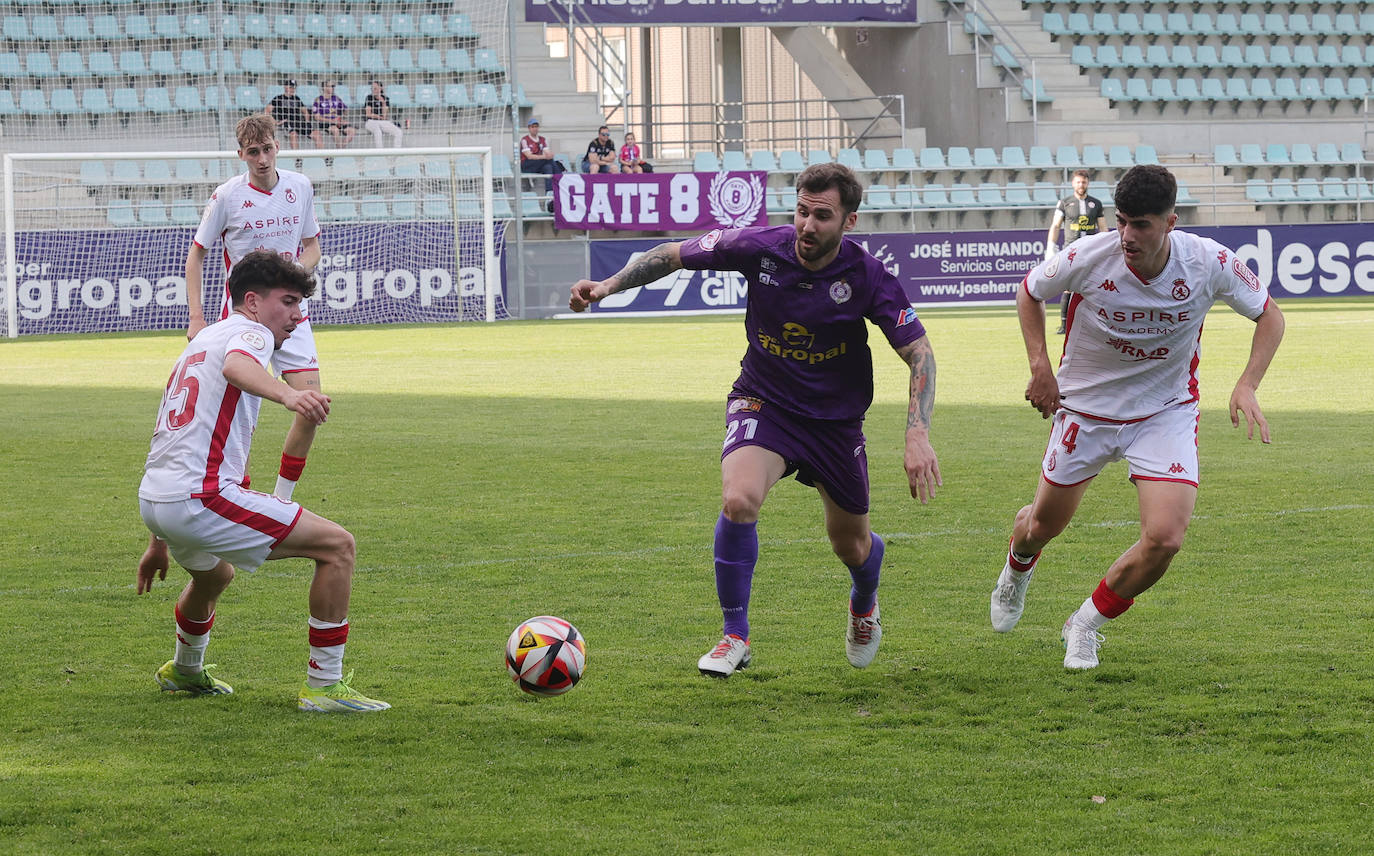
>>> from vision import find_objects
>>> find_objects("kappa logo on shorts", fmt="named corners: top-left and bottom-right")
top-left (728, 397), bottom-right (763, 414)
top-left (1168, 462), bottom-right (1187, 474)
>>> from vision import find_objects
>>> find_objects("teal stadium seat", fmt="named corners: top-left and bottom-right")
top-left (1321, 177), bottom-right (1350, 202)
top-left (360, 196), bottom-right (389, 220)
top-left (271, 49), bottom-right (297, 75)
top-left (918, 147), bottom-right (945, 170)
top-left (722, 151), bottom-right (749, 172)
top-left (778, 150), bottom-right (805, 173)
top-left (107, 199), bottom-right (137, 227)
top-left (862, 149), bottom-right (890, 172)
top-left (137, 199), bottom-right (169, 226)
top-left (692, 152), bottom-right (721, 172)
top-left (1295, 178), bottom-right (1322, 204)
top-left (1004, 183), bottom-right (1033, 207)
top-left (890, 148), bottom-right (918, 171)
top-left (50, 88), bottom-right (80, 116)
top-left (171, 199), bottom-right (201, 225)
top-left (82, 88), bottom-right (114, 116)
top-left (274, 15), bottom-right (300, 40)
top-left (1000, 146), bottom-right (1027, 170)
top-left (865, 184), bottom-right (895, 210)
top-left (807, 149), bottom-right (833, 167)
top-left (750, 150), bottom-right (778, 172)
top-left (144, 87), bottom-right (174, 114)
top-left (1054, 146), bottom-right (1080, 168)
top-left (471, 83), bottom-right (500, 110)
top-left (445, 48), bottom-right (473, 74)
top-left (1107, 146), bottom-right (1134, 168)
top-left (393, 194), bottom-right (419, 219)
top-left (304, 14), bottom-right (330, 38)
top-left (1269, 179), bottom-right (1296, 204)
top-left (1027, 146), bottom-right (1054, 168)
top-left (154, 14), bottom-right (180, 39)
top-left (836, 148), bottom-right (862, 170)
top-left (972, 147), bottom-right (999, 169)
top-left (20, 89), bottom-right (52, 115)
top-left (62, 14), bottom-right (93, 40)
top-left (359, 48), bottom-right (387, 75)
top-left (443, 83), bottom-right (472, 111)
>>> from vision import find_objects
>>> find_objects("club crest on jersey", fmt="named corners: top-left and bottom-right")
top-left (1233, 258), bottom-right (1262, 292)
top-left (285, 188), bottom-right (296, 204)
top-left (1043, 253), bottom-right (1061, 278)
top-left (1171, 280), bottom-right (1190, 300)
top-left (240, 330), bottom-right (266, 350)
top-left (700, 229), bottom-right (723, 251)
top-left (728, 397), bottom-right (763, 414)
top-left (896, 306), bottom-right (918, 327)
top-left (829, 279), bottom-right (852, 304)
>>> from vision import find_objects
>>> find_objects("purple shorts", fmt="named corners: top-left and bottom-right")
top-left (722, 395), bottom-right (870, 514)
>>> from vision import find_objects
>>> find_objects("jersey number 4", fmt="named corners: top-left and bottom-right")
top-left (1060, 420), bottom-right (1080, 455)
top-left (162, 351), bottom-right (207, 430)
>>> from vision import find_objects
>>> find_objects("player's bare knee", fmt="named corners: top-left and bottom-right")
top-left (830, 538), bottom-right (867, 567)
top-left (720, 492), bottom-right (762, 524)
top-left (1141, 529), bottom-right (1184, 559)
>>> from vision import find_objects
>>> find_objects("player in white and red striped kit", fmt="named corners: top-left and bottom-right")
top-left (138, 251), bottom-right (388, 712)
top-left (990, 165), bottom-right (1286, 670)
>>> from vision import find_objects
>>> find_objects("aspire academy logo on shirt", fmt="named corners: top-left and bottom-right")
top-left (241, 215), bottom-right (303, 231)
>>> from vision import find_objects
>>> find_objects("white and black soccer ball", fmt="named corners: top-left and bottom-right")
top-left (505, 616), bottom-right (585, 697)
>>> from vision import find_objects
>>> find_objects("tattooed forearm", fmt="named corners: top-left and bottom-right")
top-left (899, 336), bottom-right (936, 432)
top-left (608, 243), bottom-right (683, 294)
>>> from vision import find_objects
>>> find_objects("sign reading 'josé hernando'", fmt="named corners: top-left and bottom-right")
top-left (524, 0), bottom-right (916, 26)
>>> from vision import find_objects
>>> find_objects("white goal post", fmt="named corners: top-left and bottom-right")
top-left (3, 146), bottom-right (503, 338)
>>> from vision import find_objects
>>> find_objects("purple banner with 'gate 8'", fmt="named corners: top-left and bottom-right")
top-left (554, 171), bottom-right (769, 232)
top-left (524, 0), bottom-right (917, 26)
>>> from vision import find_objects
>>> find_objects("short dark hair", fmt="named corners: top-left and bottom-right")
top-left (1113, 164), bottom-right (1176, 216)
top-left (228, 250), bottom-right (316, 307)
top-left (598, 125), bottom-right (609, 134)
top-left (1072, 169), bottom-right (1090, 180)
top-left (795, 162), bottom-right (864, 215)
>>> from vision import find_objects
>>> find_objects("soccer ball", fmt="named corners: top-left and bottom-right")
top-left (505, 616), bottom-right (586, 697)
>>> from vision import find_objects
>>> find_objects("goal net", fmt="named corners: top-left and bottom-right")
top-left (3, 146), bottom-right (504, 337)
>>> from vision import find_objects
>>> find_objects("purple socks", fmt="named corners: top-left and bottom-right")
top-left (847, 533), bottom-right (884, 616)
top-left (714, 513), bottom-right (758, 640)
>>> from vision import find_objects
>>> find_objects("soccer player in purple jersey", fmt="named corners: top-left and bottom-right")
top-left (570, 163), bottom-right (941, 677)
top-left (991, 164), bottom-right (1285, 670)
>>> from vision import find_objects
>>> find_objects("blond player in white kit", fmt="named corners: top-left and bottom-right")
top-left (140, 114), bottom-right (323, 578)
top-left (138, 251), bottom-right (388, 712)
top-left (989, 164), bottom-right (1285, 670)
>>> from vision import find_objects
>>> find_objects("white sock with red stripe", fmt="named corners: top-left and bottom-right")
top-left (274, 454), bottom-right (307, 500)
top-left (173, 605), bottom-right (214, 675)
top-left (306, 616), bottom-right (348, 688)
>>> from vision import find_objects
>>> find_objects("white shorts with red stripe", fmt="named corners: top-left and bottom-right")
top-left (1041, 401), bottom-right (1201, 488)
top-left (140, 483), bottom-right (303, 573)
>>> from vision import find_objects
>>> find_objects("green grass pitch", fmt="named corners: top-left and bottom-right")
top-left (0, 298), bottom-right (1370, 854)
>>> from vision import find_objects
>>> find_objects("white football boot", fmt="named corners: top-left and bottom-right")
top-left (990, 560), bottom-right (1035, 632)
top-left (1061, 615), bottom-right (1105, 670)
top-left (845, 602), bottom-right (882, 668)
top-left (698, 634), bottom-right (751, 677)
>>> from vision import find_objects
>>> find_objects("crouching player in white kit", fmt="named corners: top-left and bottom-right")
top-left (990, 164), bottom-right (1285, 669)
top-left (137, 251), bottom-right (389, 712)
top-left (139, 113), bottom-right (324, 579)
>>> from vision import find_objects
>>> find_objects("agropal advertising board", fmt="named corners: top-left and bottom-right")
top-left (4, 222), bottom-right (503, 336)
top-left (582, 223), bottom-right (1374, 315)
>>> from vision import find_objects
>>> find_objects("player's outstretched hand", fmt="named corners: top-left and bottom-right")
top-left (569, 280), bottom-right (605, 312)
top-left (284, 388), bottom-right (331, 425)
top-left (137, 536), bottom-right (169, 594)
top-left (903, 432), bottom-right (942, 504)
top-left (1024, 369), bottom-right (1061, 419)
top-left (1229, 384), bottom-right (1271, 443)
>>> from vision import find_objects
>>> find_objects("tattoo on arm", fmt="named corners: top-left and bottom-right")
top-left (899, 337), bottom-right (936, 431)
top-left (608, 243), bottom-right (681, 294)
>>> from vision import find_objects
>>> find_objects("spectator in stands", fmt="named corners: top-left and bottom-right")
top-left (266, 80), bottom-right (320, 150)
top-left (582, 125), bottom-right (617, 174)
top-left (520, 118), bottom-right (564, 192)
top-left (362, 80), bottom-right (403, 148)
top-left (1045, 169), bottom-right (1107, 334)
top-left (618, 132), bottom-right (652, 174)
top-left (312, 81), bottom-right (356, 148)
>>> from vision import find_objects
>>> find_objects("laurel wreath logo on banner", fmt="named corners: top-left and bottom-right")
top-left (708, 172), bottom-right (765, 228)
